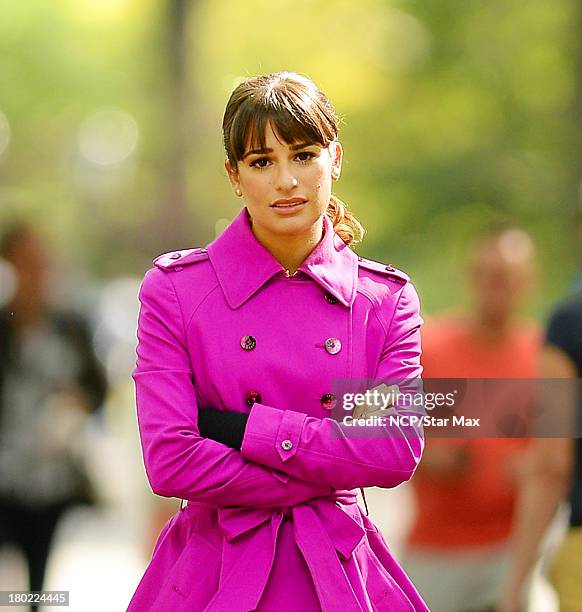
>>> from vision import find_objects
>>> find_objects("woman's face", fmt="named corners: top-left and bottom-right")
top-left (226, 121), bottom-right (342, 244)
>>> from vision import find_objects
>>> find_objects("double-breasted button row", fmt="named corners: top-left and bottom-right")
top-left (240, 335), bottom-right (342, 355)
top-left (244, 391), bottom-right (336, 411)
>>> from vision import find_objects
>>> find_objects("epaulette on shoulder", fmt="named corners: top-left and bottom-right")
top-left (357, 256), bottom-right (410, 283)
top-left (153, 247), bottom-right (209, 271)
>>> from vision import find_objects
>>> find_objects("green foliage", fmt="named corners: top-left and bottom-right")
top-left (0, 0), bottom-right (579, 317)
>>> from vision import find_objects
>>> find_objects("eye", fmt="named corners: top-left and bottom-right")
top-left (249, 157), bottom-right (270, 169)
top-left (296, 151), bottom-right (316, 162)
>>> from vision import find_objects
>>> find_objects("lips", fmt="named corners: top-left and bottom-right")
top-left (271, 197), bottom-right (307, 208)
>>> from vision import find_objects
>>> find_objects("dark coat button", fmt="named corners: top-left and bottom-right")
top-left (240, 335), bottom-right (256, 350)
top-left (245, 390), bottom-right (262, 407)
top-left (321, 393), bottom-right (337, 410)
top-left (324, 338), bottom-right (342, 355)
top-left (324, 292), bottom-right (339, 304)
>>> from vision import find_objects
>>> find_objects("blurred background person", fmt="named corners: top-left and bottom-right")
top-left (500, 211), bottom-right (582, 612)
top-left (0, 223), bottom-right (107, 609)
top-left (401, 225), bottom-right (540, 612)
top-left (0, 1), bottom-right (579, 608)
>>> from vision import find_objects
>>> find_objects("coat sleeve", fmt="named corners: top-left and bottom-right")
top-left (133, 268), bottom-right (331, 508)
top-left (240, 280), bottom-right (425, 490)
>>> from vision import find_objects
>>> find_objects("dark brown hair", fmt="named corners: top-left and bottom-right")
top-left (222, 71), bottom-right (365, 246)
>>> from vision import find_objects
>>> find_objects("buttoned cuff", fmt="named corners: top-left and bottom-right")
top-left (241, 404), bottom-right (308, 473)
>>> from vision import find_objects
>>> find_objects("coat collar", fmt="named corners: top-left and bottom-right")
top-left (207, 207), bottom-right (358, 309)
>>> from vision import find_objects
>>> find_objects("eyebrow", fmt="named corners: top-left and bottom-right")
top-left (241, 141), bottom-right (317, 160)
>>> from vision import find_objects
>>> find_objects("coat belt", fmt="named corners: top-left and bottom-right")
top-left (191, 491), bottom-right (366, 612)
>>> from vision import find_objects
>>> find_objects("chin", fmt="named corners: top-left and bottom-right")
top-left (267, 221), bottom-right (312, 237)
top-left (275, 215), bottom-right (322, 235)
top-left (256, 207), bottom-right (322, 236)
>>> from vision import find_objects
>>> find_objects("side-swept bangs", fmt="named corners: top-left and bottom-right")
top-left (225, 80), bottom-right (337, 165)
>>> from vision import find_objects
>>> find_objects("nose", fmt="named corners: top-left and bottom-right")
top-left (275, 163), bottom-right (299, 192)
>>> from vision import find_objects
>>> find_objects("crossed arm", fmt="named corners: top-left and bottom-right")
top-left (135, 268), bottom-right (331, 509)
top-left (135, 268), bottom-right (424, 508)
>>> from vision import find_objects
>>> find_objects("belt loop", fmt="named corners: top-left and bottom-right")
top-left (360, 488), bottom-right (369, 516)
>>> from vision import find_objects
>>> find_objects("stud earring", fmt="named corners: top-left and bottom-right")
top-left (234, 187), bottom-right (243, 197)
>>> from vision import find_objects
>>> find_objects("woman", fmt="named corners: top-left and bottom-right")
top-left (128, 71), bottom-right (428, 611)
top-left (0, 224), bottom-right (106, 611)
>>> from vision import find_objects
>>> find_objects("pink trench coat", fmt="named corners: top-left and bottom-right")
top-left (127, 208), bottom-right (429, 612)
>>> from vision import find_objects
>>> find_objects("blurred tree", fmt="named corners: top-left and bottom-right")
top-left (0, 0), bottom-right (579, 316)
top-left (146, 0), bottom-right (198, 252)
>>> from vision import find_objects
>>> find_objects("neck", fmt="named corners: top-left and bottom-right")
top-left (251, 217), bottom-right (325, 275)
top-left (470, 313), bottom-right (511, 340)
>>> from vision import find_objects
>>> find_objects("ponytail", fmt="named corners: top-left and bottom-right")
top-left (326, 195), bottom-right (366, 246)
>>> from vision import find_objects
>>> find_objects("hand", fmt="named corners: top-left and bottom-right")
top-left (352, 384), bottom-right (399, 420)
top-left (496, 603), bottom-right (525, 612)
top-left (496, 585), bottom-right (526, 612)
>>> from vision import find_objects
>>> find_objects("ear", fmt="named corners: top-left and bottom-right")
top-left (225, 160), bottom-right (239, 189)
top-left (329, 141), bottom-right (343, 181)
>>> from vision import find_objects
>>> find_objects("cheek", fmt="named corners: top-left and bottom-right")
top-left (313, 164), bottom-right (331, 190)
top-left (243, 174), bottom-right (271, 197)
top-left (316, 178), bottom-right (331, 195)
